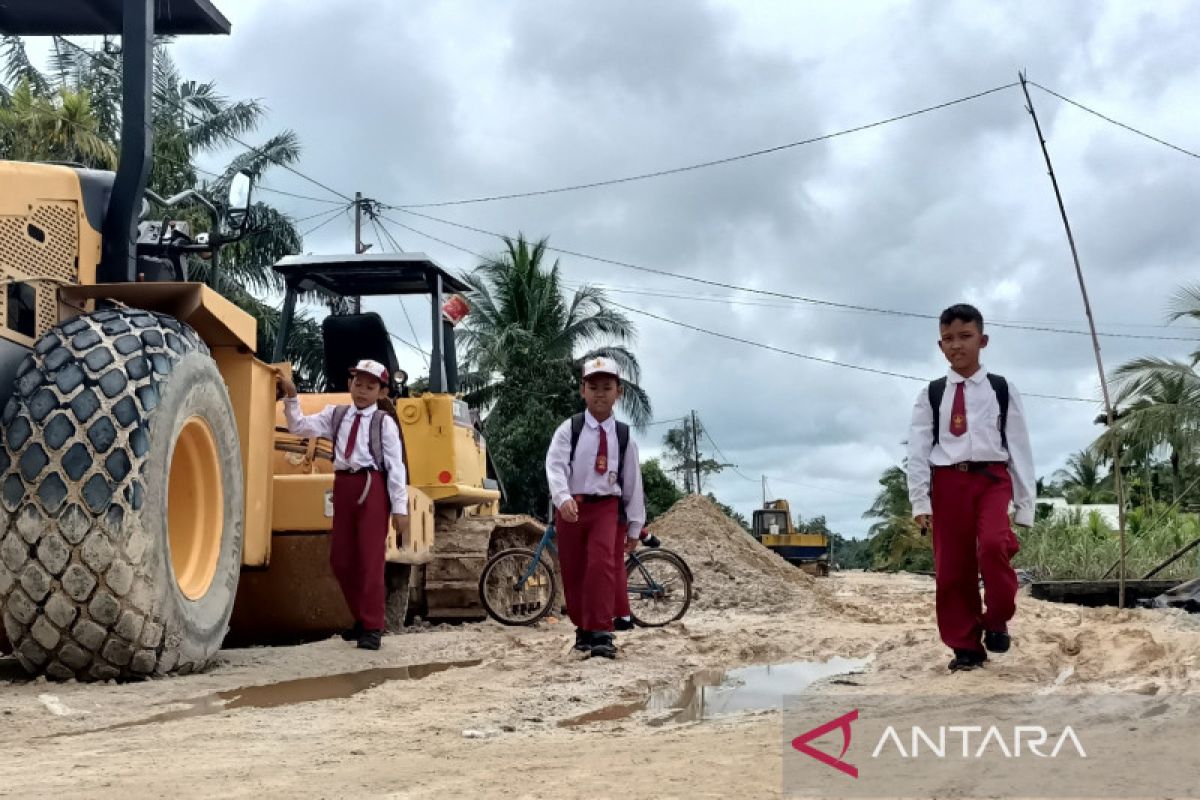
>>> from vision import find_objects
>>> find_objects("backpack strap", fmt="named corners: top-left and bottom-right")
top-left (615, 421), bottom-right (631, 486)
top-left (986, 373), bottom-right (1010, 451)
top-left (368, 411), bottom-right (386, 471)
top-left (568, 413), bottom-right (586, 463)
top-left (330, 404), bottom-right (350, 452)
top-left (928, 378), bottom-right (947, 446)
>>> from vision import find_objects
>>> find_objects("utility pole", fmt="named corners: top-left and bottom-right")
top-left (762, 474), bottom-right (767, 506)
top-left (352, 191), bottom-right (364, 314)
top-left (691, 410), bottom-right (703, 495)
top-left (1020, 72), bottom-right (1127, 606)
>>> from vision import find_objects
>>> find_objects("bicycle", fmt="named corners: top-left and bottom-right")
top-left (479, 521), bottom-right (693, 628)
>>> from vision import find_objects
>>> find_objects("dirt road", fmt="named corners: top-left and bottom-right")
top-left (3, 570), bottom-right (1199, 799)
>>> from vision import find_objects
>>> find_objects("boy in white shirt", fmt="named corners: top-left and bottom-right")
top-left (545, 357), bottom-right (646, 659)
top-left (276, 359), bottom-right (409, 651)
top-left (906, 305), bottom-right (1034, 672)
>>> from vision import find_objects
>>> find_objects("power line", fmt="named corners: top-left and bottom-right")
top-left (373, 213), bottom-right (1101, 404)
top-left (298, 205), bottom-right (350, 238)
top-left (1031, 81), bottom-right (1200, 162)
top-left (369, 216), bottom-right (430, 368)
top-left (391, 82), bottom-right (1020, 209)
top-left (388, 207), bottom-right (1200, 344)
top-left (607, 297), bottom-right (1096, 404)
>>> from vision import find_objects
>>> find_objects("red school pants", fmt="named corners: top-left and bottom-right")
top-left (614, 523), bottom-right (631, 619)
top-left (331, 470), bottom-right (390, 631)
top-left (930, 464), bottom-right (1020, 651)
top-left (556, 496), bottom-right (622, 633)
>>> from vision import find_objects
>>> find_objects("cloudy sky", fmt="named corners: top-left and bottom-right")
top-left (73, 1), bottom-right (1200, 535)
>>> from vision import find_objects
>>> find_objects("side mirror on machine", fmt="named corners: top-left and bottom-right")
top-left (226, 171), bottom-right (253, 231)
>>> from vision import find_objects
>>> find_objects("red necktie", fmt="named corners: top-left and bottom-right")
top-left (344, 412), bottom-right (363, 459)
top-left (949, 382), bottom-right (968, 437)
top-left (595, 425), bottom-right (608, 474)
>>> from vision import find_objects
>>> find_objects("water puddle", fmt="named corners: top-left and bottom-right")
top-left (561, 656), bottom-right (869, 728)
top-left (55, 659), bottom-right (482, 737)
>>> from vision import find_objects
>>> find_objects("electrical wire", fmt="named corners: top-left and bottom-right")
top-left (390, 82), bottom-right (1020, 208)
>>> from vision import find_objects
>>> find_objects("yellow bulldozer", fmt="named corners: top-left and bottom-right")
top-left (751, 499), bottom-right (831, 576)
top-left (0, 0), bottom-right (539, 680)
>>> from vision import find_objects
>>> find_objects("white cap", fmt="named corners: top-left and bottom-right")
top-left (349, 359), bottom-right (389, 384)
top-left (582, 356), bottom-right (620, 381)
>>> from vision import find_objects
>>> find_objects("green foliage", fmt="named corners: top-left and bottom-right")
top-left (642, 459), bottom-right (683, 522)
top-left (1015, 505), bottom-right (1200, 580)
top-left (862, 464), bottom-right (933, 571)
top-left (660, 416), bottom-right (730, 493)
top-left (828, 532), bottom-right (872, 569)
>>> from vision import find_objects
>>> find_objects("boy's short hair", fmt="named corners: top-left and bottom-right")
top-left (939, 303), bottom-right (984, 332)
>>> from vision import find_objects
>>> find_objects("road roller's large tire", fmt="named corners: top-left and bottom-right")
top-left (0, 309), bottom-right (243, 680)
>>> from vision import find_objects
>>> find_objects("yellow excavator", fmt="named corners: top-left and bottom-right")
top-left (751, 499), bottom-right (830, 576)
top-left (0, 0), bottom-right (539, 680)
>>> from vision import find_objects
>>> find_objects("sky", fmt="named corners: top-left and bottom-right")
top-left (37, 0), bottom-right (1200, 536)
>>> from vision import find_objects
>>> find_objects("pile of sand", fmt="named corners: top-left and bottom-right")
top-left (646, 495), bottom-right (815, 611)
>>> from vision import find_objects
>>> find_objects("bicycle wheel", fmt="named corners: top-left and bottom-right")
top-left (626, 549), bottom-right (692, 627)
top-left (478, 548), bottom-right (558, 626)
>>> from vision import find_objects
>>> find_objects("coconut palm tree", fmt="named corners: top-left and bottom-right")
top-left (459, 234), bottom-right (652, 425)
top-left (1054, 450), bottom-right (1116, 505)
top-left (1096, 358), bottom-right (1200, 504)
top-left (2, 36), bottom-right (327, 386)
top-left (863, 464), bottom-right (931, 571)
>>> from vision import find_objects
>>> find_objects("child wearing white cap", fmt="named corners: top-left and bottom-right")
top-left (545, 356), bottom-right (646, 659)
top-left (275, 359), bottom-right (409, 651)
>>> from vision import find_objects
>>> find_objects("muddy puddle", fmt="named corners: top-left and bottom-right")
top-left (55, 659), bottom-right (482, 737)
top-left (561, 656), bottom-right (870, 728)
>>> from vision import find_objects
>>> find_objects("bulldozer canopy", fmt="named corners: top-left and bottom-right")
top-left (0, 0), bottom-right (231, 35)
top-left (273, 253), bottom-right (471, 299)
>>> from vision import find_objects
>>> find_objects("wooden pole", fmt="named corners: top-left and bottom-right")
top-left (1019, 72), bottom-right (1129, 607)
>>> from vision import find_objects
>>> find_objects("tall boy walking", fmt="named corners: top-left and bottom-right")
top-left (906, 304), bottom-right (1035, 672)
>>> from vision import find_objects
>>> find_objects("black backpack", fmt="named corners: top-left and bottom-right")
top-left (928, 374), bottom-right (1009, 450)
top-left (567, 413), bottom-right (632, 486)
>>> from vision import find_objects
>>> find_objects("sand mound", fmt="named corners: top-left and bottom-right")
top-left (646, 494), bottom-right (815, 611)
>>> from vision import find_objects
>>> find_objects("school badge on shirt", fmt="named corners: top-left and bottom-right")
top-left (608, 471), bottom-right (618, 485)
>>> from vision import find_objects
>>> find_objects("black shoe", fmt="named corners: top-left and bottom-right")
top-left (948, 648), bottom-right (987, 672)
top-left (640, 533), bottom-right (661, 548)
top-left (341, 621), bottom-right (364, 642)
top-left (589, 632), bottom-right (617, 659)
top-left (573, 629), bottom-right (594, 652)
top-left (984, 630), bottom-right (1011, 653)
top-left (357, 629), bottom-right (382, 650)
top-left (614, 616), bottom-right (635, 631)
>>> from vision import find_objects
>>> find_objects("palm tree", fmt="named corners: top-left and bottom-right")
top-left (1097, 358), bottom-right (1200, 503)
top-left (0, 79), bottom-right (116, 167)
top-left (459, 234), bottom-right (651, 425)
top-left (863, 464), bottom-right (931, 571)
top-left (3, 36), bottom-right (325, 386)
top-left (1054, 450), bottom-right (1116, 505)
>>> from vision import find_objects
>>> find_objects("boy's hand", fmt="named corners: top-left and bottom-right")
top-left (558, 498), bottom-right (579, 523)
top-left (392, 514), bottom-right (409, 537)
top-left (273, 368), bottom-right (298, 398)
top-left (624, 537), bottom-right (639, 554)
top-left (914, 514), bottom-right (931, 534)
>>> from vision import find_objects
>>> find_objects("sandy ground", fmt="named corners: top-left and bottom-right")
top-left (3, 569), bottom-right (1200, 800)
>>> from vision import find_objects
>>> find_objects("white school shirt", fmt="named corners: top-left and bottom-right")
top-left (905, 367), bottom-right (1036, 527)
top-left (283, 398), bottom-right (408, 514)
top-left (545, 410), bottom-right (647, 539)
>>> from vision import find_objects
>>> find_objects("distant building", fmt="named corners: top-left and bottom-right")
top-left (1036, 497), bottom-right (1121, 528)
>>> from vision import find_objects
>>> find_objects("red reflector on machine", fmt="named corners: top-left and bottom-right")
top-left (438, 471), bottom-right (452, 484)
